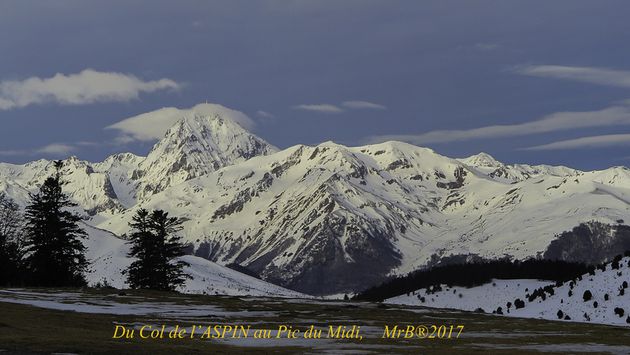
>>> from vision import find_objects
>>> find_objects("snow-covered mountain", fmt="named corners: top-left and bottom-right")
top-left (387, 256), bottom-right (630, 326)
top-left (459, 152), bottom-right (579, 183)
top-left (0, 157), bottom-right (124, 215)
top-left (96, 141), bottom-right (630, 294)
top-left (0, 104), bottom-right (277, 213)
top-left (2, 103), bottom-right (630, 295)
top-left (82, 222), bottom-right (303, 297)
top-left (131, 106), bottom-right (277, 201)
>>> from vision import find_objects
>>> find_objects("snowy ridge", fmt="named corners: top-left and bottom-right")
top-left (458, 152), bottom-right (579, 183)
top-left (0, 104), bottom-right (277, 214)
top-left (97, 140), bottom-right (630, 294)
top-left (0, 157), bottom-right (124, 215)
top-left (387, 256), bottom-right (630, 326)
top-left (93, 152), bottom-right (144, 208)
top-left (1, 104), bottom-right (630, 295)
top-left (133, 105), bottom-right (277, 200)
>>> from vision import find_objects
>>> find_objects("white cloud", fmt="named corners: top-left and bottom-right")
top-left (365, 104), bottom-right (630, 145)
top-left (293, 104), bottom-right (344, 113)
top-left (36, 143), bottom-right (76, 155)
top-left (76, 141), bottom-right (101, 147)
top-left (293, 100), bottom-right (386, 114)
top-left (516, 65), bottom-right (630, 88)
top-left (341, 101), bottom-right (386, 110)
top-left (106, 103), bottom-right (255, 143)
top-left (0, 69), bottom-right (180, 110)
top-left (256, 110), bottom-right (274, 118)
top-left (0, 143), bottom-right (76, 157)
top-left (522, 134), bottom-right (630, 151)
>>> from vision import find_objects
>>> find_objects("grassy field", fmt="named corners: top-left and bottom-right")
top-left (1, 288), bottom-right (629, 354)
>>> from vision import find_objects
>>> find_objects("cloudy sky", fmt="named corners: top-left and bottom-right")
top-left (1, 1), bottom-right (630, 169)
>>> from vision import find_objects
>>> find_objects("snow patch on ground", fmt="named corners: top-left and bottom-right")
top-left (387, 257), bottom-right (630, 326)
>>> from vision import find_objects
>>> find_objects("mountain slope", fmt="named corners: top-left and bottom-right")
top-left (387, 256), bottom-right (630, 326)
top-left (96, 140), bottom-right (630, 294)
top-left (459, 152), bottom-right (578, 183)
top-left (0, 104), bottom-right (276, 213)
top-left (83, 223), bottom-right (303, 297)
top-left (131, 105), bottom-right (277, 200)
top-left (2, 104), bottom-right (630, 295)
top-left (0, 157), bottom-right (124, 215)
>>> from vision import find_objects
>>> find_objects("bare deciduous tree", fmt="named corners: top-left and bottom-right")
top-left (0, 193), bottom-right (24, 285)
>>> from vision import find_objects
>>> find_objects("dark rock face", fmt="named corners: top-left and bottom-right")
top-left (257, 215), bottom-right (402, 295)
top-left (193, 210), bottom-right (403, 295)
top-left (543, 222), bottom-right (630, 265)
top-left (102, 176), bottom-right (119, 200)
top-left (436, 167), bottom-right (467, 190)
top-left (387, 159), bottom-right (412, 171)
top-left (212, 173), bottom-right (274, 220)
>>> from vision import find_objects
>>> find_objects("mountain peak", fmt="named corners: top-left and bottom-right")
top-left (460, 152), bottom-right (503, 168)
top-left (134, 107), bottom-right (277, 199)
top-left (183, 103), bottom-right (255, 129)
top-left (151, 108), bottom-right (277, 164)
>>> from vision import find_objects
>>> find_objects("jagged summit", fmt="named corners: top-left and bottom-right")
top-left (0, 104), bottom-right (277, 210)
top-left (459, 152), bottom-right (503, 168)
top-left (106, 103), bottom-right (257, 142)
top-left (133, 108), bottom-right (277, 200)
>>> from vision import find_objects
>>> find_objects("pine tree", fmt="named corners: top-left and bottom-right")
top-left (0, 193), bottom-right (23, 285)
top-left (22, 161), bottom-right (88, 286)
top-left (125, 209), bottom-right (154, 289)
top-left (126, 209), bottom-right (190, 291)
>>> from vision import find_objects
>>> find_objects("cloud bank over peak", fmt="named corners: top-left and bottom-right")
top-left (106, 103), bottom-right (256, 144)
top-left (0, 69), bottom-right (180, 110)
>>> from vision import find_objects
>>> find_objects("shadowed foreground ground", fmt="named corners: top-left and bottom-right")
top-left (0, 288), bottom-right (629, 354)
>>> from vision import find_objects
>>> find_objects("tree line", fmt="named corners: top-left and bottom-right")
top-left (0, 161), bottom-right (189, 291)
top-left (354, 258), bottom-right (591, 302)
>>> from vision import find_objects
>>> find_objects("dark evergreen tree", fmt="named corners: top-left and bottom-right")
top-left (125, 209), bottom-right (154, 289)
top-left (615, 307), bottom-right (625, 317)
top-left (557, 310), bottom-right (563, 319)
top-left (0, 193), bottom-right (24, 285)
top-left (22, 161), bottom-right (88, 286)
top-left (126, 209), bottom-right (190, 291)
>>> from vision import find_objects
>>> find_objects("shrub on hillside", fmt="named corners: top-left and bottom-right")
top-left (614, 307), bottom-right (625, 317)
top-left (583, 290), bottom-right (593, 302)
